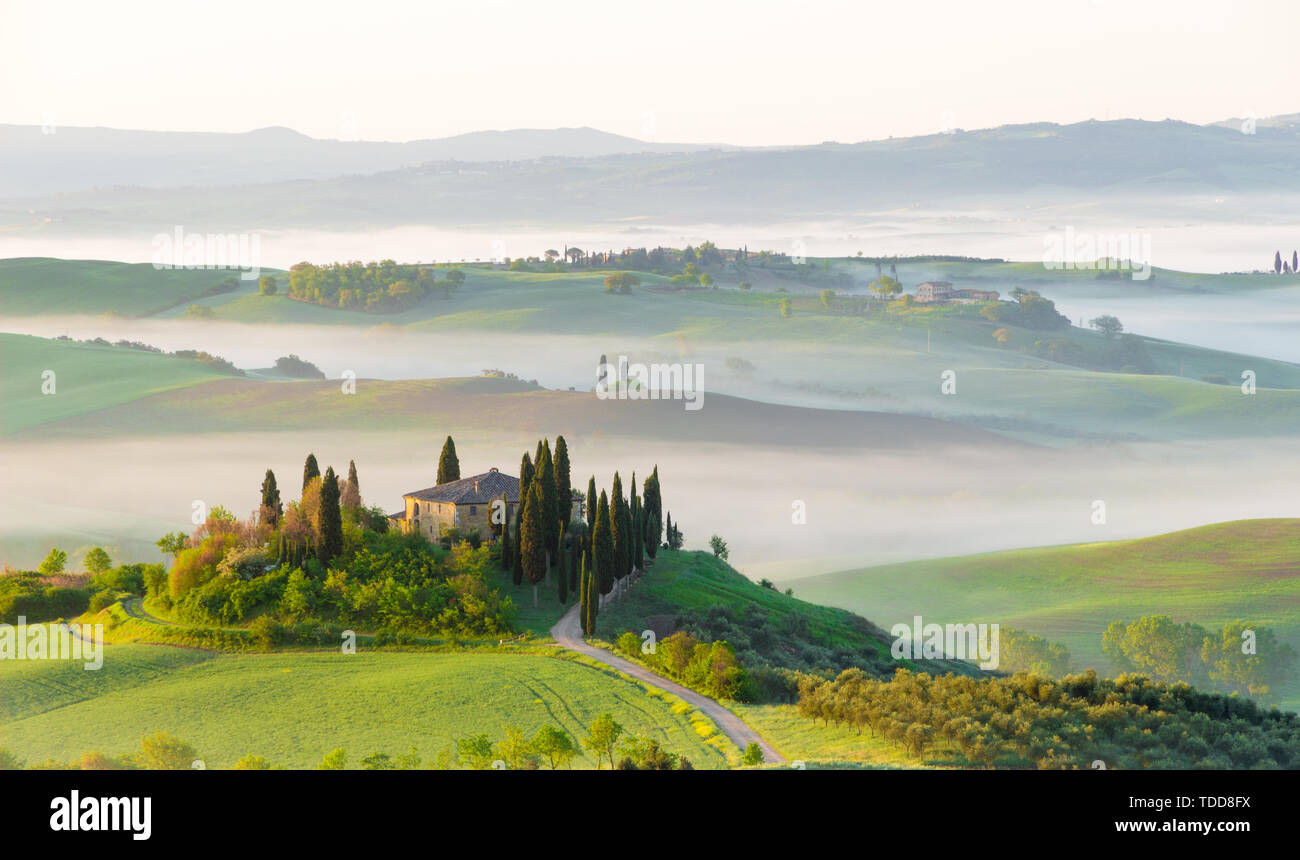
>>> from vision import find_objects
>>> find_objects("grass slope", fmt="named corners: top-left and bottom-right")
top-left (0, 257), bottom-right (262, 316)
top-left (789, 518), bottom-right (1300, 707)
top-left (0, 646), bottom-right (732, 769)
top-left (0, 332), bottom-right (235, 434)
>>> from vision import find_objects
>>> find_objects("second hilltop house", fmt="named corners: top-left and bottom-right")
top-left (914, 281), bottom-right (999, 304)
top-left (390, 467), bottom-right (584, 542)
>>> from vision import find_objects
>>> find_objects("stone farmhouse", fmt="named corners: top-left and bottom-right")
top-left (390, 467), bottom-right (584, 542)
top-left (914, 281), bottom-right (1000, 304)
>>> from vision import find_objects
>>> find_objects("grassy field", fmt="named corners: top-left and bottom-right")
top-left (788, 518), bottom-right (1300, 708)
top-left (6, 259), bottom-right (1300, 444)
top-left (0, 258), bottom-right (272, 317)
top-left (733, 703), bottom-right (941, 769)
top-left (0, 645), bottom-right (734, 769)
top-left (0, 332), bottom-right (236, 434)
top-left (596, 550), bottom-right (897, 664)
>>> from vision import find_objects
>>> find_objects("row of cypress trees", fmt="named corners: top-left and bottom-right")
top-left (493, 434), bottom-right (664, 629)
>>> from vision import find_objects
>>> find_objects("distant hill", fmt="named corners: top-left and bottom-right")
top-left (0, 124), bottom-right (732, 197)
top-left (788, 518), bottom-right (1300, 709)
top-left (5, 116), bottom-right (1299, 229)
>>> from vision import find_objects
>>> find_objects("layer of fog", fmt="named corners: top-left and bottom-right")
top-left (4, 432), bottom-right (1299, 586)
top-left (1040, 284), bottom-right (1300, 364)
top-left (2, 215), bottom-right (1295, 274)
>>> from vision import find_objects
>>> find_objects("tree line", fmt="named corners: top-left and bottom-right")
top-left (796, 667), bottom-right (1300, 769)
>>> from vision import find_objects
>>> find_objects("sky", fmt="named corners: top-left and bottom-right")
top-left (2, 0), bottom-right (1298, 145)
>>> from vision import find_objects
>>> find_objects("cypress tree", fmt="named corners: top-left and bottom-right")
top-left (557, 527), bottom-right (568, 603)
top-left (643, 467), bottom-right (662, 560)
top-left (521, 480), bottom-right (547, 609)
top-left (567, 521), bottom-right (586, 592)
top-left (500, 513), bottom-right (513, 572)
top-left (610, 472), bottom-right (629, 582)
top-left (519, 452), bottom-right (535, 496)
top-left (554, 436), bottom-right (572, 524)
top-left (585, 555), bottom-right (599, 635)
top-left (437, 436), bottom-right (460, 485)
top-left (511, 498), bottom-right (524, 586)
top-left (578, 553), bottom-right (588, 634)
top-left (630, 481), bottom-right (642, 573)
top-left (302, 453), bottom-right (320, 492)
top-left (318, 466), bottom-right (343, 567)
top-left (537, 443), bottom-right (560, 566)
top-left (260, 468), bottom-right (282, 528)
top-left (341, 460), bottom-right (362, 511)
top-left (594, 490), bottom-right (614, 600)
top-left (585, 476), bottom-right (597, 529)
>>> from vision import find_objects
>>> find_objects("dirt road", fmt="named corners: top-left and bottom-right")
top-left (551, 603), bottom-right (785, 764)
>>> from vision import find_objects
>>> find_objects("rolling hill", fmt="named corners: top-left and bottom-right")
top-left (787, 518), bottom-right (1300, 708)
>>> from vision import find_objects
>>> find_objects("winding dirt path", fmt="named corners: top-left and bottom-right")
top-left (551, 603), bottom-right (785, 764)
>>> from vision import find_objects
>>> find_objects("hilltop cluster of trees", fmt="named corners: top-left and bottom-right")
top-left (1104, 615), bottom-right (1297, 701)
top-left (797, 667), bottom-right (1300, 769)
top-left (1272, 250), bottom-right (1299, 274)
top-left (158, 453), bottom-right (515, 637)
top-left (287, 260), bottom-right (465, 312)
top-left (979, 288), bottom-right (1070, 330)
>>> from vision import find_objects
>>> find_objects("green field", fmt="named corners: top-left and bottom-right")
top-left (0, 332), bottom-right (237, 434)
top-left (0, 645), bottom-right (734, 769)
top-left (788, 518), bottom-right (1300, 707)
top-left (6, 259), bottom-right (1300, 443)
top-left (596, 550), bottom-right (897, 663)
top-left (0, 258), bottom-right (273, 317)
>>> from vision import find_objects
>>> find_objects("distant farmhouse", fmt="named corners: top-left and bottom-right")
top-left (390, 467), bottom-right (585, 541)
top-left (913, 281), bottom-right (999, 304)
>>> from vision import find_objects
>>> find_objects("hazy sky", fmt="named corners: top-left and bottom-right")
top-left (3, 0), bottom-right (1297, 145)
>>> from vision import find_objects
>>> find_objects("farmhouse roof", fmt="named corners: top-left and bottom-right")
top-left (403, 468), bottom-right (519, 504)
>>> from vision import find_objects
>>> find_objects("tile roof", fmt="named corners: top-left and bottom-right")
top-left (402, 468), bottom-right (519, 505)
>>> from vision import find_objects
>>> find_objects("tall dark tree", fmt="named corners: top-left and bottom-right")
top-left (630, 475), bottom-right (643, 572)
top-left (585, 476), bottom-right (597, 529)
top-left (578, 552), bottom-right (587, 632)
top-left (302, 453), bottom-right (320, 492)
top-left (642, 467), bottom-right (662, 560)
top-left (610, 472), bottom-right (630, 582)
top-left (593, 490), bottom-right (615, 600)
top-left (536, 442), bottom-right (560, 566)
top-left (1275, 251), bottom-right (1283, 274)
top-left (520, 480), bottom-right (547, 608)
top-left (437, 436), bottom-right (460, 485)
top-left (556, 527), bottom-right (568, 603)
top-left (317, 466), bottom-right (344, 567)
top-left (585, 553), bottom-right (598, 634)
top-left (500, 510), bottom-right (513, 572)
top-left (260, 469), bottom-right (282, 528)
top-left (554, 436), bottom-right (573, 524)
top-left (567, 520), bottom-right (587, 592)
top-left (519, 452), bottom-right (535, 497)
top-left (340, 460), bottom-right (362, 511)
top-left (511, 498), bottom-right (525, 586)
top-left (1293, 251), bottom-right (1298, 274)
